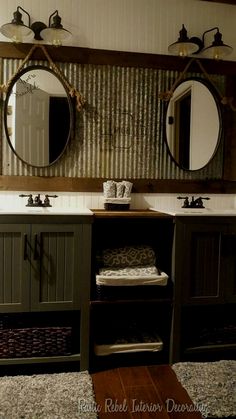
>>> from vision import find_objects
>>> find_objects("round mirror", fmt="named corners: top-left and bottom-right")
top-left (4, 65), bottom-right (73, 168)
top-left (165, 78), bottom-right (222, 171)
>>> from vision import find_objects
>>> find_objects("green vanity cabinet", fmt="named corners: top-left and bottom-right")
top-left (171, 216), bottom-right (236, 363)
top-left (30, 223), bottom-right (84, 312)
top-left (0, 215), bottom-right (92, 370)
top-left (174, 217), bottom-right (236, 304)
top-left (0, 223), bottom-right (30, 312)
top-left (0, 222), bottom-right (89, 312)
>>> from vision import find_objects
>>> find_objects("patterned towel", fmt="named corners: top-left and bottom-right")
top-left (103, 180), bottom-right (133, 198)
top-left (99, 265), bottom-right (158, 277)
top-left (102, 245), bottom-right (156, 268)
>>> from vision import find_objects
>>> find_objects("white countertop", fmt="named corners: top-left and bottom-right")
top-left (150, 207), bottom-right (236, 216)
top-left (0, 207), bottom-right (93, 215)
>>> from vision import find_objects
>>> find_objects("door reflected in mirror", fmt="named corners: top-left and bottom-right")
top-left (165, 79), bottom-right (222, 171)
top-left (4, 65), bottom-right (73, 168)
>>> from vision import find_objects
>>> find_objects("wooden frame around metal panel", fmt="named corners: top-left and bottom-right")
top-left (1, 41), bottom-right (236, 193)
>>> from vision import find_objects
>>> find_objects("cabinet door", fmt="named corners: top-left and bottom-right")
top-left (0, 224), bottom-right (30, 312)
top-left (175, 220), bottom-right (224, 304)
top-left (30, 224), bottom-right (85, 311)
top-left (221, 229), bottom-right (236, 303)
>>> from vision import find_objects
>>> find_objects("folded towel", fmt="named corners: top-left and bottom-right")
top-left (103, 180), bottom-right (133, 199)
top-left (103, 180), bottom-right (116, 198)
top-left (99, 265), bottom-right (159, 277)
top-left (122, 180), bottom-right (133, 198)
top-left (102, 245), bottom-right (156, 268)
top-left (116, 182), bottom-right (125, 198)
top-left (96, 266), bottom-right (168, 286)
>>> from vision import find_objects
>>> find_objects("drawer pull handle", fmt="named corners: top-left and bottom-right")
top-left (34, 233), bottom-right (42, 260)
top-left (34, 234), bottom-right (38, 260)
top-left (23, 234), bottom-right (27, 260)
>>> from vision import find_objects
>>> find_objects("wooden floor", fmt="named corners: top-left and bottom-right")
top-left (92, 365), bottom-right (203, 418)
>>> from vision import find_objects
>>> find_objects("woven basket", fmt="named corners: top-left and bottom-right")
top-left (95, 281), bottom-right (173, 301)
top-left (0, 327), bottom-right (72, 358)
top-left (104, 203), bottom-right (130, 211)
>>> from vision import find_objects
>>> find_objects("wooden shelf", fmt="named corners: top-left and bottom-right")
top-left (91, 298), bottom-right (173, 305)
top-left (184, 343), bottom-right (236, 354)
top-left (91, 209), bottom-right (173, 218)
top-left (90, 212), bottom-right (174, 370)
top-left (0, 353), bottom-right (81, 365)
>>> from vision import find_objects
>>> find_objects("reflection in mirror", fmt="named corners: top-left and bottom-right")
top-left (4, 65), bottom-right (73, 168)
top-left (165, 79), bottom-right (221, 171)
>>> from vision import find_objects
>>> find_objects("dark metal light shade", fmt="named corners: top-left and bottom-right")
top-left (40, 27), bottom-right (72, 46)
top-left (0, 7), bottom-right (72, 45)
top-left (0, 7), bottom-right (34, 42)
top-left (0, 23), bottom-right (34, 42)
top-left (168, 25), bottom-right (200, 57)
top-left (201, 30), bottom-right (233, 59)
top-left (168, 24), bottom-right (233, 60)
top-left (40, 11), bottom-right (72, 46)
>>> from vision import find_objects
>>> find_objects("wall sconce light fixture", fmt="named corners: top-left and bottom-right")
top-left (0, 6), bottom-right (72, 46)
top-left (168, 25), bottom-right (200, 57)
top-left (39, 10), bottom-right (72, 47)
top-left (168, 24), bottom-right (233, 60)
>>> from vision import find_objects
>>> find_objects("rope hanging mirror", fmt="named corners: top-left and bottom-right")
top-left (0, 44), bottom-right (86, 168)
top-left (0, 43), bottom-right (85, 111)
top-left (159, 57), bottom-right (234, 110)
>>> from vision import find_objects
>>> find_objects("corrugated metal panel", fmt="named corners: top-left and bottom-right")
top-left (1, 59), bottom-right (225, 179)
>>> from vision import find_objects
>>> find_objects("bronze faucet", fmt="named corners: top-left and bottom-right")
top-left (19, 194), bottom-right (58, 207)
top-left (177, 196), bottom-right (210, 209)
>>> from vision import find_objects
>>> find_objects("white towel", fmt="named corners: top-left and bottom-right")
top-left (96, 266), bottom-right (168, 286)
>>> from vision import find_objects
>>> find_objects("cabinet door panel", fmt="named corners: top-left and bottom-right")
top-left (221, 233), bottom-right (236, 303)
top-left (31, 224), bottom-right (82, 311)
top-left (189, 231), bottom-right (221, 300)
top-left (0, 224), bottom-right (30, 312)
top-left (172, 219), bottom-right (236, 363)
top-left (176, 221), bottom-right (224, 304)
top-left (39, 232), bottom-right (73, 303)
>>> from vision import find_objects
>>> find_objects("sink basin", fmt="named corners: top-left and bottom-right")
top-left (44, 207), bottom-right (93, 215)
top-left (175, 208), bottom-right (236, 216)
top-left (0, 207), bottom-right (93, 215)
top-left (150, 207), bottom-right (236, 216)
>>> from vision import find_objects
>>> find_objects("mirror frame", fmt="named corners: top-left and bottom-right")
top-left (3, 64), bottom-right (74, 168)
top-left (164, 77), bottom-right (223, 172)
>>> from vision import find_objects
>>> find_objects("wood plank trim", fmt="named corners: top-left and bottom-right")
top-left (1, 175), bottom-right (236, 193)
top-left (0, 41), bottom-right (236, 75)
top-left (201, 0), bottom-right (236, 4)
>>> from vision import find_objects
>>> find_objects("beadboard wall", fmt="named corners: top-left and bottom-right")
top-left (0, 191), bottom-right (235, 211)
top-left (0, 0), bottom-right (236, 198)
top-left (0, 0), bottom-right (236, 60)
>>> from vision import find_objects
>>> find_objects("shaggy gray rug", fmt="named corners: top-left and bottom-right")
top-left (172, 360), bottom-right (236, 418)
top-left (0, 371), bottom-right (98, 419)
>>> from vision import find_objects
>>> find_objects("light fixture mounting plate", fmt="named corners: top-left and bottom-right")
top-left (31, 21), bottom-right (47, 40)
